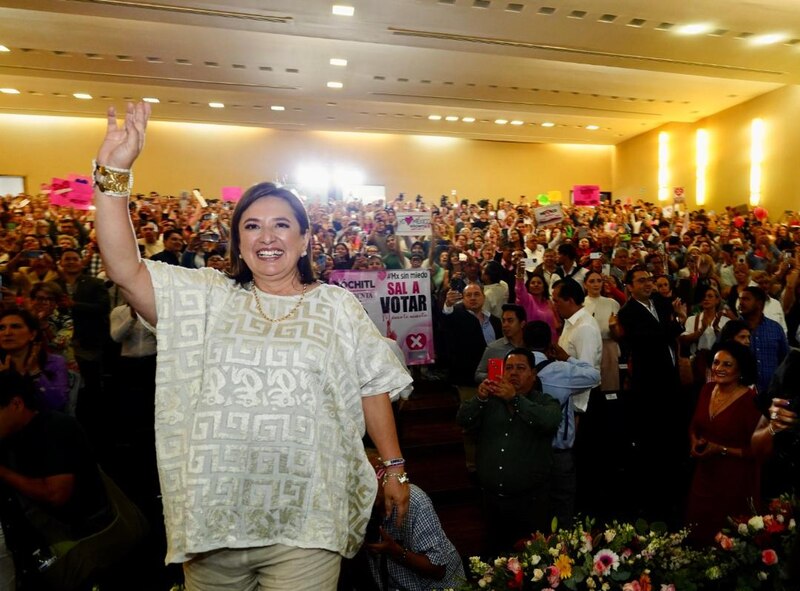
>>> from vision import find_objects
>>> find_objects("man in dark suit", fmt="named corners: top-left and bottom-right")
top-left (57, 248), bottom-right (111, 450)
top-left (148, 229), bottom-right (184, 266)
top-left (441, 283), bottom-right (501, 390)
top-left (615, 266), bottom-right (687, 524)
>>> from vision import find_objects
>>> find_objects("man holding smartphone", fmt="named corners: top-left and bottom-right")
top-left (457, 348), bottom-right (560, 553)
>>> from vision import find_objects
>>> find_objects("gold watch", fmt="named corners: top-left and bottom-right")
top-left (92, 160), bottom-right (133, 197)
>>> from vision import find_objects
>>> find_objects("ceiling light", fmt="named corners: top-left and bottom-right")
top-left (329, 58), bottom-right (348, 67)
top-left (142, 97), bottom-right (160, 104)
top-left (510, 120), bottom-right (524, 126)
top-left (586, 125), bottom-right (600, 130)
top-left (541, 121), bottom-right (555, 127)
top-left (494, 119), bottom-right (508, 125)
top-left (73, 93), bottom-right (92, 100)
top-left (445, 116), bottom-right (459, 122)
top-left (332, 5), bottom-right (355, 16)
top-left (751, 33), bottom-right (787, 45)
top-left (271, 105), bottom-right (285, 111)
top-left (428, 115), bottom-right (442, 121)
top-left (461, 117), bottom-right (475, 123)
top-left (0, 88), bottom-right (20, 94)
top-left (327, 81), bottom-right (343, 89)
top-left (0, 45), bottom-right (9, 52)
top-left (676, 23), bottom-right (711, 35)
top-left (209, 102), bottom-right (225, 108)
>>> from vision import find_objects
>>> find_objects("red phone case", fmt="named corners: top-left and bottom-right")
top-left (487, 358), bottom-right (504, 381)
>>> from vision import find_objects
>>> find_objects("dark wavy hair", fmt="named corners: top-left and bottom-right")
top-left (226, 183), bottom-right (315, 286)
top-left (0, 308), bottom-right (51, 381)
top-left (711, 341), bottom-right (758, 386)
top-left (526, 272), bottom-right (551, 300)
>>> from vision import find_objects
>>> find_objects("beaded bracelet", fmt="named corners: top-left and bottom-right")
top-left (382, 457), bottom-right (406, 468)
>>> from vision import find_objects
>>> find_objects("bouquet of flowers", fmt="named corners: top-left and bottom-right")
top-left (463, 518), bottom-right (708, 591)
top-left (461, 497), bottom-right (797, 590)
top-left (708, 497), bottom-right (797, 591)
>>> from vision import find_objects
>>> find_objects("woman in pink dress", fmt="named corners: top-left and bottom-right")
top-left (686, 341), bottom-right (762, 544)
top-left (515, 263), bottom-right (559, 343)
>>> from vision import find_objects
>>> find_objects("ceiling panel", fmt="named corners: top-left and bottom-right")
top-left (0, 0), bottom-right (797, 144)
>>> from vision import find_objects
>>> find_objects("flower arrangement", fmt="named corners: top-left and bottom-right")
top-left (708, 497), bottom-right (797, 591)
top-left (461, 497), bottom-right (797, 591)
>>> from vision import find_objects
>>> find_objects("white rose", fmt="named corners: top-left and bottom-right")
top-left (478, 580), bottom-right (487, 588)
top-left (757, 572), bottom-right (768, 581)
top-left (789, 518), bottom-right (796, 531)
top-left (738, 523), bottom-right (749, 535)
top-left (532, 568), bottom-right (544, 582)
top-left (530, 554), bottom-right (541, 566)
top-left (748, 516), bottom-right (764, 530)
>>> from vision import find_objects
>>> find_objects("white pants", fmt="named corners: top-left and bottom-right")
top-left (183, 544), bottom-right (341, 591)
top-left (0, 527), bottom-right (15, 591)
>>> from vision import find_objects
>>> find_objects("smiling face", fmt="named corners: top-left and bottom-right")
top-left (711, 350), bottom-right (740, 387)
top-left (238, 196), bottom-right (308, 288)
top-left (628, 269), bottom-right (654, 301)
top-left (527, 275), bottom-right (545, 297)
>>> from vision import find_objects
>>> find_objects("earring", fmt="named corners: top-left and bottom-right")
top-left (238, 254), bottom-right (243, 259)
top-left (302, 251), bottom-right (308, 257)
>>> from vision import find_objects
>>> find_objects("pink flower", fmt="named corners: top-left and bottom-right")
top-left (592, 549), bottom-right (620, 576)
top-left (716, 534), bottom-right (734, 550)
top-left (546, 565), bottom-right (560, 588)
top-left (506, 557), bottom-right (524, 588)
top-left (660, 585), bottom-right (676, 591)
top-left (623, 582), bottom-right (642, 591)
top-left (762, 549), bottom-right (779, 566)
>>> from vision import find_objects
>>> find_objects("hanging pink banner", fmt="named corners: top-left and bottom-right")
top-left (572, 185), bottom-right (601, 206)
top-left (222, 186), bottom-right (243, 202)
top-left (65, 174), bottom-right (93, 210)
top-left (48, 178), bottom-right (71, 207)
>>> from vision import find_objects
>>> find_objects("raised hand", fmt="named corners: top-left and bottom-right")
top-left (96, 102), bottom-right (151, 170)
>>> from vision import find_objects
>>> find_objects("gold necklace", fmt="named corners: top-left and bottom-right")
top-left (251, 281), bottom-right (307, 323)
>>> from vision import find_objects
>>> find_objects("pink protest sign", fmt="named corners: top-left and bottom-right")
top-left (572, 185), bottom-right (601, 206)
top-left (222, 186), bottom-right (243, 202)
top-left (66, 175), bottom-right (93, 210)
top-left (48, 178), bottom-right (71, 207)
top-left (328, 269), bottom-right (434, 365)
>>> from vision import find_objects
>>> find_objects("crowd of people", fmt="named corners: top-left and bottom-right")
top-left (0, 107), bottom-right (799, 589)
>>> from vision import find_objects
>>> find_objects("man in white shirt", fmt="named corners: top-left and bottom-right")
top-left (551, 278), bottom-right (602, 414)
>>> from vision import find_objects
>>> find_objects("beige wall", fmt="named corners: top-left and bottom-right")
top-left (614, 84), bottom-right (800, 214)
top-left (0, 113), bottom-right (612, 204)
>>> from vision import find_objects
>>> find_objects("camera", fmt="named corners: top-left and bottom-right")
top-left (199, 232), bottom-right (221, 243)
top-left (450, 277), bottom-right (466, 292)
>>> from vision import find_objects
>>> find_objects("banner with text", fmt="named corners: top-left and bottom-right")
top-left (329, 269), bottom-right (434, 365)
top-left (395, 211), bottom-right (432, 236)
top-left (533, 203), bottom-right (564, 227)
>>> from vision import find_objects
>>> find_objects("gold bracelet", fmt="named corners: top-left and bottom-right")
top-left (382, 472), bottom-right (410, 485)
top-left (92, 159), bottom-right (133, 197)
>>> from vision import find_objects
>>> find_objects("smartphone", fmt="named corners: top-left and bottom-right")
top-left (589, 252), bottom-right (602, 260)
top-left (450, 277), bottom-right (466, 293)
top-left (200, 232), bottom-right (221, 243)
top-left (202, 212), bottom-right (217, 221)
top-left (458, 253), bottom-right (468, 262)
top-left (25, 250), bottom-right (45, 258)
top-left (488, 358), bottom-right (504, 382)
